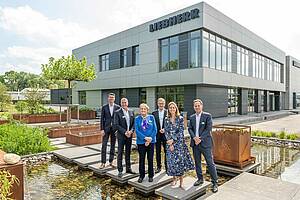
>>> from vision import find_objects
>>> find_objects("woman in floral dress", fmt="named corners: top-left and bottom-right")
top-left (164, 102), bottom-right (194, 188)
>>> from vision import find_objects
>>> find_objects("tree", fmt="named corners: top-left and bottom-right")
top-left (0, 83), bottom-right (11, 112)
top-left (23, 88), bottom-right (47, 114)
top-left (41, 55), bottom-right (96, 122)
top-left (41, 55), bottom-right (96, 89)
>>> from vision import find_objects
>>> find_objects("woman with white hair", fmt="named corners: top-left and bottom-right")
top-left (135, 103), bottom-right (157, 183)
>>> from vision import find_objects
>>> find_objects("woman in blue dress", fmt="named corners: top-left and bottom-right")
top-left (164, 102), bottom-right (194, 188)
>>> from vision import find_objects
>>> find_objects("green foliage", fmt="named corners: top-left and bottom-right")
top-left (252, 130), bottom-right (299, 140)
top-left (71, 106), bottom-right (94, 112)
top-left (15, 101), bottom-right (28, 114)
top-left (279, 131), bottom-right (286, 139)
top-left (41, 55), bottom-right (96, 89)
top-left (0, 170), bottom-right (19, 200)
top-left (0, 123), bottom-right (55, 156)
top-left (23, 88), bottom-right (47, 114)
top-left (0, 70), bottom-right (65, 91)
top-left (0, 83), bottom-right (11, 112)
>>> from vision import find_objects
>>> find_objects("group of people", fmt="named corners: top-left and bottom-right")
top-left (100, 93), bottom-right (218, 193)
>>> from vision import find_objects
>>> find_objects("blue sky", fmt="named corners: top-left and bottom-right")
top-left (0, 0), bottom-right (299, 75)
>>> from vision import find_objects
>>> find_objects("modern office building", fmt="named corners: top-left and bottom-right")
top-left (285, 56), bottom-right (300, 109)
top-left (72, 1), bottom-right (298, 117)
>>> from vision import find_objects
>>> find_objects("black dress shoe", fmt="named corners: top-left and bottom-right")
top-left (155, 168), bottom-right (161, 173)
top-left (193, 179), bottom-right (204, 186)
top-left (148, 177), bottom-right (153, 182)
top-left (212, 184), bottom-right (218, 193)
top-left (126, 169), bottom-right (136, 174)
top-left (118, 172), bottom-right (122, 177)
top-left (138, 177), bottom-right (143, 183)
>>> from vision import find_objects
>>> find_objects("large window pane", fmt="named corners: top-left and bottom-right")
top-left (169, 43), bottom-right (178, 70)
top-left (210, 40), bottom-right (216, 69)
top-left (190, 38), bottom-right (200, 68)
top-left (222, 45), bottom-right (227, 71)
top-left (202, 38), bottom-right (209, 67)
top-left (228, 48), bottom-right (232, 72)
top-left (161, 45), bottom-right (169, 71)
top-left (216, 43), bottom-right (221, 70)
top-left (133, 45), bottom-right (139, 66)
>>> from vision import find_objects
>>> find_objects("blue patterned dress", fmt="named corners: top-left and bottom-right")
top-left (165, 116), bottom-right (194, 176)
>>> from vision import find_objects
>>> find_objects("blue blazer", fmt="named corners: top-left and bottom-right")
top-left (135, 115), bottom-right (157, 145)
top-left (188, 112), bottom-right (213, 148)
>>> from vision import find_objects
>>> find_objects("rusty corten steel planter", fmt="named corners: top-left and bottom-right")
top-left (0, 119), bottom-right (9, 125)
top-left (47, 124), bottom-right (100, 138)
top-left (12, 113), bottom-right (67, 124)
top-left (212, 124), bottom-right (254, 169)
top-left (0, 151), bottom-right (24, 200)
top-left (71, 110), bottom-right (96, 120)
top-left (66, 130), bottom-right (103, 146)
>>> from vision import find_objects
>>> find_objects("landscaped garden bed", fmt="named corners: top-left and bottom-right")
top-left (47, 124), bottom-right (100, 138)
top-left (0, 119), bottom-right (9, 125)
top-left (12, 113), bottom-right (67, 124)
top-left (66, 130), bottom-right (102, 146)
top-left (71, 110), bottom-right (96, 120)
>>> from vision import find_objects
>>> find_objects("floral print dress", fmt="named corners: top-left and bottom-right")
top-left (165, 116), bottom-right (194, 176)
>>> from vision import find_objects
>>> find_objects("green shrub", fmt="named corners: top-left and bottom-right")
top-left (0, 122), bottom-right (55, 156)
top-left (15, 101), bottom-right (28, 113)
top-left (71, 106), bottom-right (94, 112)
top-left (286, 134), bottom-right (299, 140)
top-left (279, 131), bottom-right (286, 139)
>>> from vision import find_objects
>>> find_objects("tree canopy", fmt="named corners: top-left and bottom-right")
top-left (41, 55), bottom-right (96, 88)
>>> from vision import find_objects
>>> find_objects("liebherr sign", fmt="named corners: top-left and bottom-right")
top-left (149, 8), bottom-right (200, 32)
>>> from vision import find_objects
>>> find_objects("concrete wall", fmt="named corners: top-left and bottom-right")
top-left (285, 56), bottom-right (300, 109)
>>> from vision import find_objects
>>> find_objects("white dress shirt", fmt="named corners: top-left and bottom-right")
top-left (195, 112), bottom-right (202, 137)
top-left (158, 109), bottom-right (164, 129)
top-left (109, 103), bottom-right (114, 116)
top-left (122, 108), bottom-right (130, 131)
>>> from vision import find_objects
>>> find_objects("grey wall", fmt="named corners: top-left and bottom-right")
top-left (184, 85), bottom-right (196, 117)
top-left (238, 89), bottom-right (248, 115)
top-left (196, 85), bottom-right (228, 117)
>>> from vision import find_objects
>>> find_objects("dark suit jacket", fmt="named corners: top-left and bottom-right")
top-left (188, 112), bottom-right (213, 148)
top-left (114, 108), bottom-right (135, 139)
top-left (100, 103), bottom-right (120, 133)
top-left (152, 109), bottom-right (167, 141)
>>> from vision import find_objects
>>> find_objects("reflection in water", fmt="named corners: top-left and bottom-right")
top-left (252, 144), bottom-right (300, 183)
top-left (24, 144), bottom-right (300, 199)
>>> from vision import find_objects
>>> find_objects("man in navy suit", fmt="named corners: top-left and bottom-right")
top-left (188, 99), bottom-right (218, 193)
top-left (100, 93), bottom-right (120, 168)
top-left (152, 98), bottom-right (168, 173)
top-left (114, 98), bottom-right (136, 177)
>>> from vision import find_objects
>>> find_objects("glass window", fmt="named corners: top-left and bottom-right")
top-left (202, 37), bottom-right (209, 67)
top-left (209, 40), bottom-right (216, 69)
top-left (228, 47), bottom-right (232, 72)
top-left (216, 43), bottom-right (221, 70)
top-left (133, 45), bottom-right (139, 66)
top-left (160, 36), bottom-right (178, 71)
top-left (261, 91), bottom-right (265, 112)
top-left (222, 43), bottom-right (227, 71)
top-left (190, 38), bottom-right (200, 68)
top-left (228, 88), bottom-right (239, 115)
top-left (237, 51), bottom-right (241, 74)
top-left (100, 54), bottom-right (109, 71)
top-left (203, 30), bottom-right (209, 38)
top-left (139, 88), bottom-right (147, 104)
top-left (191, 30), bottom-right (201, 38)
top-left (157, 86), bottom-right (184, 111)
top-left (79, 91), bottom-right (86, 105)
top-left (248, 89), bottom-right (255, 113)
top-left (120, 49), bottom-right (127, 68)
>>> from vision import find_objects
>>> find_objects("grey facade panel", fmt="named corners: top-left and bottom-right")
top-left (254, 90), bottom-right (262, 113)
top-left (184, 85), bottom-right (196, 117)
top-left (196, 85), bottom-right (228, 117)
top-left (126, 88), bottom-right (139, 107)
top-left (238, 88), bottom-right (248, 115)
top-left (231, 44), bottom-right (237, 73)
top-left (179, 40), bottom-right (189, 69)
top-left (127, 47), bottom-right (133, 67)
top-left (109, 50), bottom-right (121, 70)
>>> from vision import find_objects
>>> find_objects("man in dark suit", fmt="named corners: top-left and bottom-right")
top-left (100, 93), bottom-right (120, 168)
top-left (188, 99), bottom-right (218, 193)
top-left (152, 98), bottom-right (168, 173)
top-left (114, 98), bottom-right (136, 177)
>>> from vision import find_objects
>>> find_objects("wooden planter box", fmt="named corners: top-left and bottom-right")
top-left (0, 151), bottom-right (24, 200)
top-left (12, 113), bottom-right (67, 124)
top-left (212, 124), bottom-right (254, 169)
top-left (71, 110), bottom-right (96, 120)
top-left (66, 130), bottom-right (103, 146)
top-left (48, 124), bottom-right (100, 138)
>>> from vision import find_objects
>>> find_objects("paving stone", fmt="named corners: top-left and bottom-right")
top-left (155, 176), bottom-right (211, 200)
top-left (205, 173), bottom-right (300, 200)
top-left (106, 164), bottom-right (140, 185)
top-left (54, 143), bottom-right (76, 149)
top-left (53, 146), bottom-right (100, 163)
top-left (73, 154), bottom-right (105, 168)
top-left (128, 170), bottom-right (173, 196)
